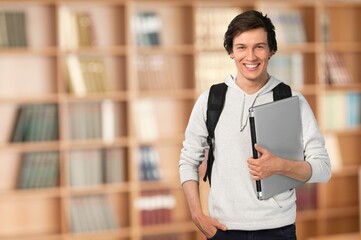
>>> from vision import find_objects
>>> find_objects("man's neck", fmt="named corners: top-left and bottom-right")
top-left (235, 74), bottom-right (270, 94)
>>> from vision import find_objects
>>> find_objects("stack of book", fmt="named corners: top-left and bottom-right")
top-left (68, 148), bottom-right (126, 187)
top-left (0, 10), bottom-right (27, 47)
top-left (66, 55), bottom-right (110, 96)
top-left (138, 146), bottom-right (161, 181)
top-left (135, 55), bottom-right (176, 91)
top-left (195, 7), bottom-right (241, 48)
top-left (136, 189), bottom-right (176, 226)
top-left (59, 6), bottom-right (95, 49)
top-left (11, 104), bottom-right (58, 142)
top-left (69, 194), bottom-right (118, 233)
top-left (321, 91), bottom-right (361, 130)
top-left (296, 183), bottom-right (317, 211)
top-left (196, 52), bottom-right (235, 92)
top-left (132, 11), bottom-right (162, 46)
top-left (17, 151), bottom-right (59, 189)
top-left (268, 53), bottom-right (304, 87)
top-left (132, 99), bottom-right (159, 141)
top-left (194, 7), bottom-right (241, 92)
top-left (257, 5), bottom-right (307, 44)
top-left (323, 52), bottom-right (354, 85)
top-left (66, 100), bottom-right (119, 141)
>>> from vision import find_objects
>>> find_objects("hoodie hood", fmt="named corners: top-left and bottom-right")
top-left (224, 74), bottom-right (282, 97)
top-left (223, 74), bottom-right (284, 132)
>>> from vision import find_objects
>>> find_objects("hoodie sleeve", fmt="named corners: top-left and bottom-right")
top-left (298, 93), bottom-right (332, 183)
top-left (179, 91), bottom-right (209, 185)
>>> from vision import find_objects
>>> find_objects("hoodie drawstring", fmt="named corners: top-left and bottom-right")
top-left (240, 93), bottom-right (260, 132)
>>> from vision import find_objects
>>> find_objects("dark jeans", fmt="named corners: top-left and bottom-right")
top-left (208, 224), bottom-right (296, 240)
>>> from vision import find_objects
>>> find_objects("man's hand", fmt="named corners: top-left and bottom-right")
top-left (247, 144), bottom-right (282, 180)
top-left (182, 180), bottom-right (228, 238)
top-left (247, 144), bottom-right (312, 182)
top-left (192, 212), bottom-right (227, 239)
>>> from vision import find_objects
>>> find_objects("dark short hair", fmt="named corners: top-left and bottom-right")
top-left (223, 10), bottom-right (277, 55)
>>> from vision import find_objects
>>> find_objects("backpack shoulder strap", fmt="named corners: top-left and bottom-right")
top-left (206, 83), bottom-right (228, 139)
top-left (203, 82), bottom-right (228, 185)
top-left (273, 82), bottom-right (292, 101)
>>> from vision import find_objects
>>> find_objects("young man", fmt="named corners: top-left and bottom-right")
top-left (179, 10), bottom-right (331, 239)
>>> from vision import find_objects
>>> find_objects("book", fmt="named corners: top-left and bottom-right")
top-left (323, 133), bottom-right (342, 171)
top-left (256, 4), bottom-right (306, 44)
top-left (0, 12), bottom-right (8, 47)
top-left (3, 11), bottom-right (28, 47)
top-left (67, 102), bottom-right (102, 140)
top-left (11, 104), bottom-right (58, 142)
top-left (133, 11), bottom-right (162, 46)
top-left (75, 11), bottom-right (95, 47)
top-left (138, 146), bottom-right (161, 181)
top-left (105, 148), bottom-right (126, 184)
top-left (66, 55), bottom-right (110, 96)
top-left (347, 92), bottom-right (361, 128)
top-left (69, 194), bottom-right (118, 233)
top-left (135, 54), bottom-right (182, 91)
top-left (59, 6), bottom-right (78, 49)
top-left (132, 99), bottom-right (159, 141)
top-left (296, 183), bottom-right (317, 211)
top-left (69, 148), bottom-right (126, 187)
top-left (101, 99), bottom-right (116, 143)
top-left (195, 7), bottom-right (241, 48)
top-left (320, 10), bottom-right (330, 43)
top-left (66, 54), bottom-right (87, 96)
top-left (136, 189), bottom-right (176, 226)
top-left (196, 52), bottom-right (235, 92)
top-left (15, 11), bottom-right (27, 47)
top-left (323, 52), bottom-right (353, 85)
top-left (17, 151), bottom-right (59, 189)
top-left (59, 7), bottom-right (95, 49)
top-left (268, 53), bottom-right (304, 87)
top-left (320, 91), bottom-right (361, 130)
top-left (69, 149), bottom-right (103, 187)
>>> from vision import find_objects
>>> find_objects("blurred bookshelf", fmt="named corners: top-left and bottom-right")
top-left (0, 0), bottom-right (360, 240)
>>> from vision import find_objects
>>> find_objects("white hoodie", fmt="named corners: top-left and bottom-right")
top-left (179, 75), bottom-right (331, 230)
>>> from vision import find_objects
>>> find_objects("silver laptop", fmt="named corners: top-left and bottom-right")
top-left (249, 96), bottom-right (304, 200)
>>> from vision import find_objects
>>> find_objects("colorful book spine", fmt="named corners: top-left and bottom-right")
top-left (133, 11), bottom-right (162, 46)
top-left (136, 189), bottom-right (176, 226)
top-left (69, 148), bottom-right (126, 187)
top-left (138, 146), bottom-right (161, 181)
top-left (69, 194), bottom-right (119, 233)
top-left (11, 104), bottom-right (58, 142)
top-left (321, 92), bottom-right (361, 130)
top-left (59, 7), bottom-right (96, 49)
top-left (0, 10), bottom-right (28, 48)
top-left (17, 151), bottom-right (59, 189)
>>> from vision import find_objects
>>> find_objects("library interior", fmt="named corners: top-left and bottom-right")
top-left (0, 0), bottom-right (360, 240)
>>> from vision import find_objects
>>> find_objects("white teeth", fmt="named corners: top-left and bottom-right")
top-left (245, 64), bottom-right (258, 68)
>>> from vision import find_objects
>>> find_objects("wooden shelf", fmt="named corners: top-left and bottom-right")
top-left (0, 1), bottom-right (360, 240)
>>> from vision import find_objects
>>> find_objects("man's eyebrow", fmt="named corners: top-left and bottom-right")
top-left (234, 42), bottom-right (267, 46)
top-left (256, 42), bottom-right (267, 45)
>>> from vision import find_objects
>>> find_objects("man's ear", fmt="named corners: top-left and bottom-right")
top-left (269, 51), bottom-right (275, 59)
top-left (230, 53), bottom-right (235, 59)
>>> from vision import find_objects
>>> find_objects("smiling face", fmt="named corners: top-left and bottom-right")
top-left (229, 28), bottom-right (273, 91)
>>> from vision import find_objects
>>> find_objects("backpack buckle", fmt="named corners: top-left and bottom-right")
top-left (207, 136), bottom-right (214, 146)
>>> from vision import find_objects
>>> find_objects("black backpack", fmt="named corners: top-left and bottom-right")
top-left (203, 82), bottom-right (292, 186)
